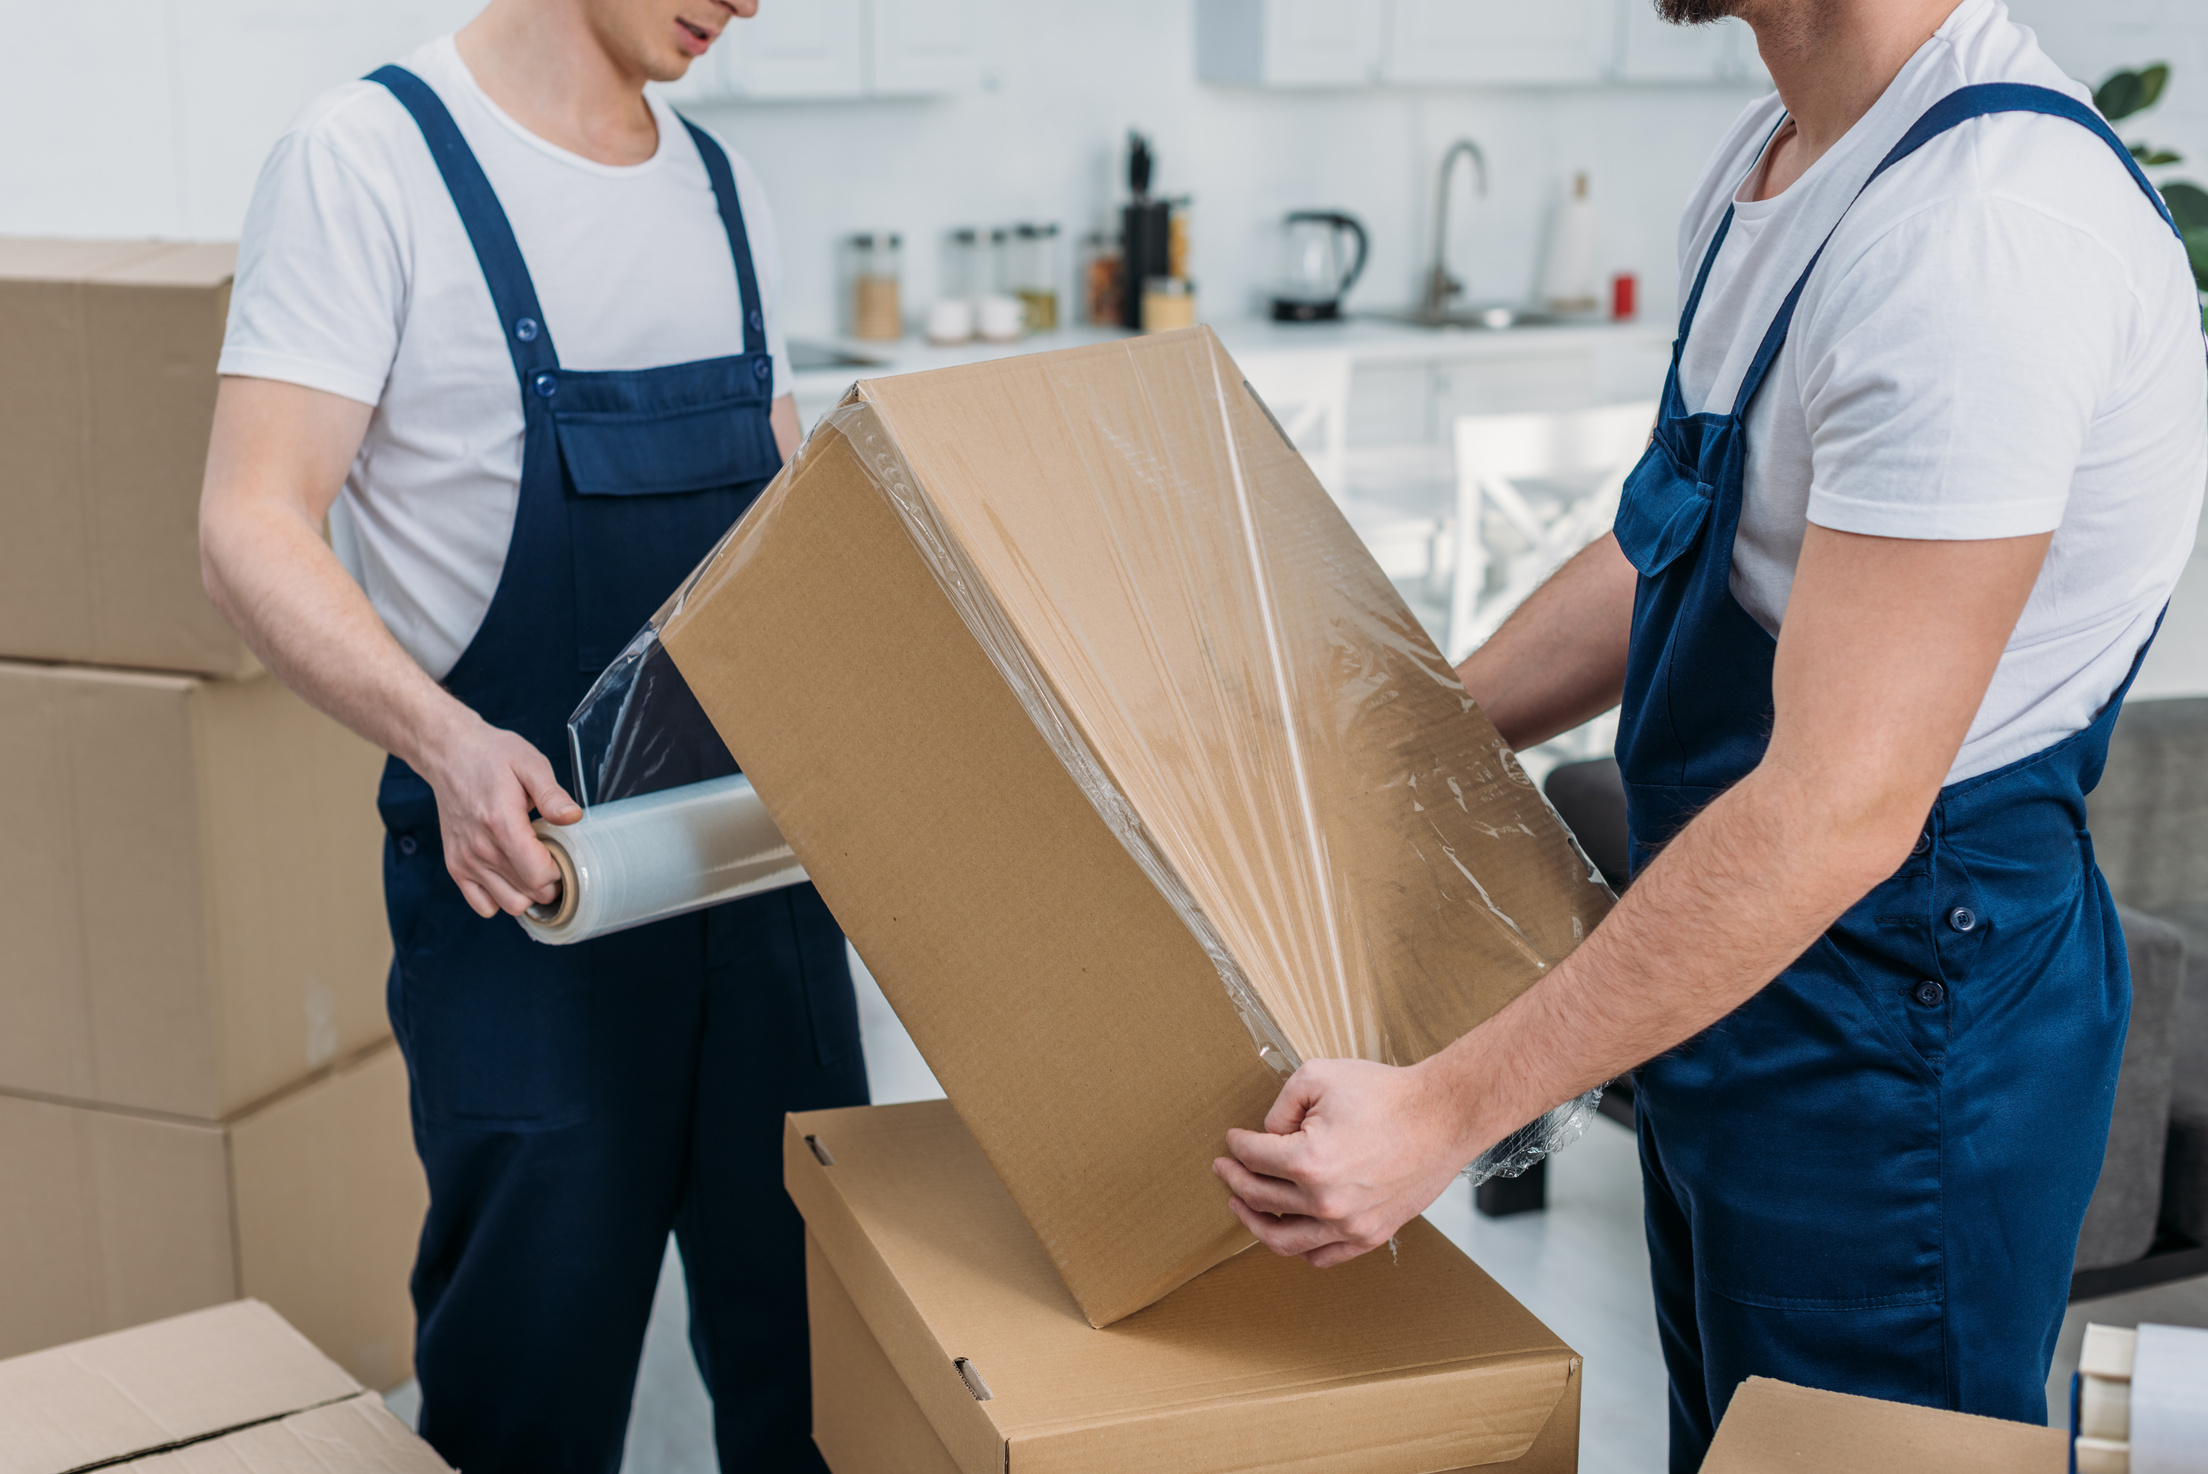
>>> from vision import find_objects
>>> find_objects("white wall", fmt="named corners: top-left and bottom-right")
top-left (1, 0), bottom-right (2201, 340)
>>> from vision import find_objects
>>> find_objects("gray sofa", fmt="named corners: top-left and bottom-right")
top-left (1541, 695), bottom-right (2208, 1274)
top-left (2083, 695), bottom-right (2208, 1262)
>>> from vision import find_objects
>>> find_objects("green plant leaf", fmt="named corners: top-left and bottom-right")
top-left (2138, 63), bottom-right (2170, 111)
top-left (2137, 149), bottom-right (2184, 167)
top-left (2185, 228), bottom-right (2208, 294)
top-left (2098, 68), bottom-right (2148, 121)
top-left (2163, 181), bottom-right (2208, 234)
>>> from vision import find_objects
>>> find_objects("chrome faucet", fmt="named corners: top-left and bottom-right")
top-left (1422, 139), bottom-right (1489, 321)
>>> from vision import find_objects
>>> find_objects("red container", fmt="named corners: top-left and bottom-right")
top-left (1611, 272), bottom-right (1638, 322)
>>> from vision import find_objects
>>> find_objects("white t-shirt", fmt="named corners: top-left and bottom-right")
top-left (1675, 0), bottom-right (2205, 783)
top-left (219, 36), bottom-right (792, 680)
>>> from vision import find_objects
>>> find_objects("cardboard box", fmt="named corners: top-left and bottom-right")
top-left (790, 1101), bottom-right (1581, 1474)
top-left (0, 1299), bottom-right (450, 1473)
top-left (0, 1041), bottom-right (427, 1390)
top-left (0, 659), bottom-right (391, 1119)
top-left (1701, 1377), bottom-right (2068, 1473)
top-left (0, 238), bottom-right (254, 679)
top-left (661, 327), bottom-right (1614, 1324)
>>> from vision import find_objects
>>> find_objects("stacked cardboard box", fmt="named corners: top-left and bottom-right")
top-left (0, 241), bottom-right (419, 1389)
top-left (656, 329), bottom-right (1611, 1467)
top-left (0, 1300), bottom-right (454, 1472)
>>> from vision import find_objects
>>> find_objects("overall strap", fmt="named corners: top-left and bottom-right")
top-left (679, 117), bottom-right (768, 358)
top-left (1729, 83), bottom-right (2182, 416)
top-left (368, 65), bottom-right (558, 387)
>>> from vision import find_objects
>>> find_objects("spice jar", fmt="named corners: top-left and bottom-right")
top-left (1012, 223), bottom-right (1061, 332)
top-left (845, 231), bottom-right (903, 342)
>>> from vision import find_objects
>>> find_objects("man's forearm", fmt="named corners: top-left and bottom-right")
top-left (199, 376), bottom-right (477, 774)
top-left (203, 504), bottom-right (473, 771)
top-left (1419, 751), bottom-right (1923, 1162)
top-left (1454, 534), bottom-right (1636, 750)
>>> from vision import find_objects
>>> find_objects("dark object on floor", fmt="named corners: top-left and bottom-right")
top-left (1475, 1157), bottom-right (1548, 1218)
top-left (1543, 757), bottom-right (1630, 891)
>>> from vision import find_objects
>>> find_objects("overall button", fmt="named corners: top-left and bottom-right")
top-left (513, 316), bottom-right (540, 342)
top-left (746, 308), bottom-right (763, 333)
top-left (1913, 979), bottom-right (1945, 1008)
top-left (752, 357), bottom-right (771, 380)
top-left (533, 372), bottom-right (558, 398)
top-left (397, 834), bottom-right (419, 856)
top-left (1911, 830), bottom-right (1931, 856)
top-left (1948, 906), bottom-right (1977, 933)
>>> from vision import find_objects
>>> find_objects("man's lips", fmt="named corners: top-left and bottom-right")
top-left (675, 16), bottom-right (715, 55)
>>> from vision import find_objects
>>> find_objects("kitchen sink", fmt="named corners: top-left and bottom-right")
top-left (1363, 304), bottom-right (1577, 331)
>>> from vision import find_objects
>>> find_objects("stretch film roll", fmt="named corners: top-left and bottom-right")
top-left (519, 774), bottom-right (805, 946)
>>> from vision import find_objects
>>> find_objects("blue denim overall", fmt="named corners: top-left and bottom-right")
top-left (367, 67), bottom-right (866, 1474)
top-left (1613, 85), bottom-right (2182, 1470)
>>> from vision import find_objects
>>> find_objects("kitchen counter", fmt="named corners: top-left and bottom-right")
top-left (789, 313), bottom-right (1672, 405)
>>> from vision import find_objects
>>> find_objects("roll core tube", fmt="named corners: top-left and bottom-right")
top-left (517, 774), bottom-right (806, 945)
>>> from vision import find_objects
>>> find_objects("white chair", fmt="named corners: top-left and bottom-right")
top-left (1237, 350), bottom-right (1352, 495)
top-left (1446, 401), bottom-right (1658, 665)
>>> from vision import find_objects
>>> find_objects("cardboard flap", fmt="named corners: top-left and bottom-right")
top-left (1702, 1378), bottom-right (2068, 1473)
top-left (0, 1301), bottom-right (362, 1474)
top-left (788, 1102), bottom-right (1577, 1474)
top-left (113, 1395), bottom-right (450, 1473)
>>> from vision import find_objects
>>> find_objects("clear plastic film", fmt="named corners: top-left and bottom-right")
top-left (519, 774), bottom-right (803, 945)
top-left (584, 329), bottom-right (1616, 1183)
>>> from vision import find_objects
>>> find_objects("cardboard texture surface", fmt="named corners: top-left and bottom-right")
top-left (663, 328), bottom-right (1611, 1325)
top-left (0, 660), bottom-right (391, 1120)
top-left (0, 1043), bottom-right (426, 1390)
top-left (0, 1301), bottom-right (448, 1474)
top-left (115, 1396), bottom-right (451, 1473)
top-left (789, 1101), bottom-right (1580, 1474)
top-left (1701, 1377), bottom-right (2068, 1474)
top-left (0, 239), bottom-right (253, 678)
top-left (0, 1299), bottom-right (356, 1473)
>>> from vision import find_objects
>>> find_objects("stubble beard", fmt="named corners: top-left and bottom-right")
top-left (1654, 0), bottom-right (1747, 21)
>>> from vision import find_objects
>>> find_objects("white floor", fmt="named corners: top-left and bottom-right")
top-left (383, 945), bottom-right (2208, 1474)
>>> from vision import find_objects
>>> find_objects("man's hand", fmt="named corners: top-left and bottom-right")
top-left (415, 709), bottom-right (582, 918)
top-left (1213, 1057), bottom-right (1482, 1267)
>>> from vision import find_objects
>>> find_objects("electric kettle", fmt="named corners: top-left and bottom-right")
top-left (1269, 211), bottom-right (1368, 322)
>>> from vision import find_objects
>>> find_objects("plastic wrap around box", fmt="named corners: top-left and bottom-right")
top-left (631, 327), bottom-right (1614, 1326)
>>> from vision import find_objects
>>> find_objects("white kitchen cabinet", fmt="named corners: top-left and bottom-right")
top-left (1382, 0), bottom-right (1612, 86)
top-left (1195, 0), bottom-right (1387, 88)
top-left (661, 0), bottom-right (984, 102)
top-left (869, 0), bottom-right (983, 94)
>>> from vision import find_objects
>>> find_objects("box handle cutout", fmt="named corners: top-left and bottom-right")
top-left (806, 1135), bottom-right (835, 1166)
top-left (954, 1357), bottom-right (994, 1401)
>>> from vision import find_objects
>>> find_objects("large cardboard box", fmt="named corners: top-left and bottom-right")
top-left (0, 1041), bottom-right (427, 1390)
top-left (790, 1101), bottom-right (1581, 1474)
top-left (0, 659), bottom-right (391, 1119)
top-left (0, 1299), bottom-right (450, 1473)
top-left (0, 238), bottom-right (253, 679)
top-left (1701, 1377), bottom-right (2068, 1473)
top-left (659, 328), bottom-right (1614, 1324)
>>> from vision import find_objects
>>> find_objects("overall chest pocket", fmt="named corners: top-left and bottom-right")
top-left (550, 359), bottom-right (782, 672)
top-left (1613, 439), bottom-right (1715, 578)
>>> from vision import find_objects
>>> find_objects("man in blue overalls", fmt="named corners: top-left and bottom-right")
top-left (1214, 0), bottom-right (2205, 1465)
top-left (199, 2), bottom-right (866, 1470)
